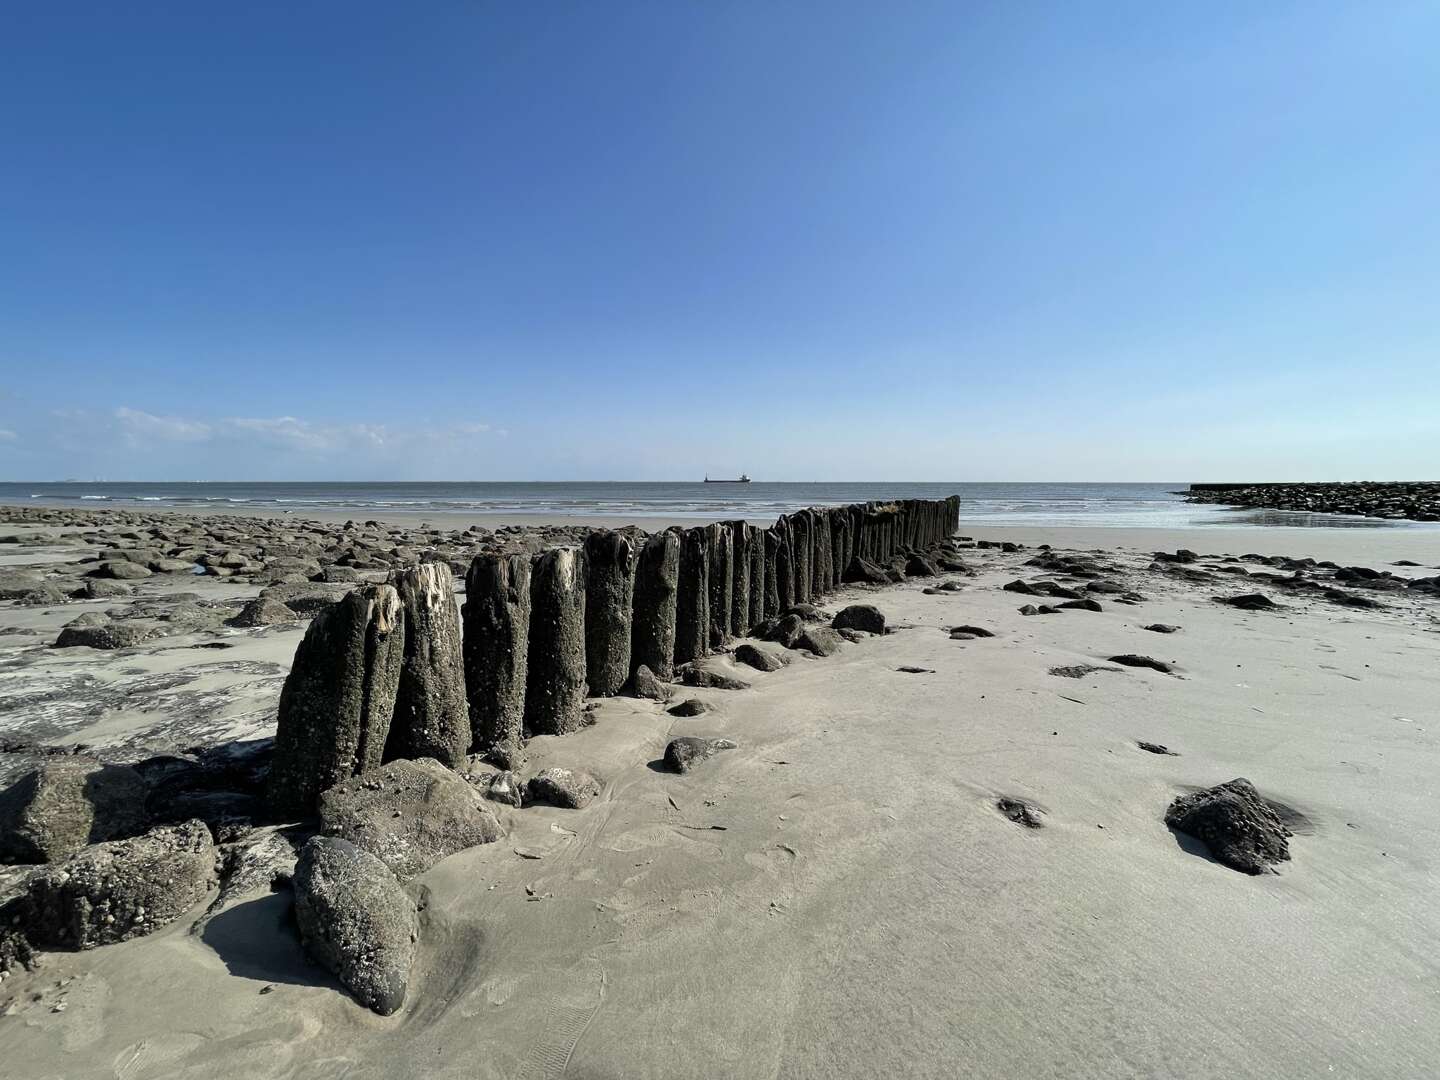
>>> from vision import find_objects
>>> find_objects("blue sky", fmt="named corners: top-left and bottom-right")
top-left (1, 2), bottom-right (1436, 481)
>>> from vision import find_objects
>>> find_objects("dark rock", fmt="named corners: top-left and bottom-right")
top-left (386, 563), bottom-right (470, 769)
top-left (257, 581), bottom-right (354, 614)
top-left (949, 625), bottom-right (995, 639)
top-left (1056, 599), bottom-right (1103, 612)
top-left (663, 737), bottom-right (737, 773)
top-left (733, 642), bottom-right (787, 671)
top-left (784, 603), bottom-right (828, 623)
top-left (679, 667), bottom-right (751, 691)
top-left (0, 759), bottom-right (149, 863)
top-left (1143, 624), bottom-right (1181, 634)
top-left (69, 578), bottom-right (134, 600)
top-left (1214, 592), bottom-right (1280, 610)
top-left (318, 758), bottom-right (501, 880)
top-left (462, 552), bottom-right (531, 761)
top-left (266, 585), bottom-right (405, 819)
top-left (92, 560), bottom-right (153, 580)
top-left (23, 820), bottom-right (218, 948)
top-left (904, 553), bottom-right (940, 577)
top-left (629, 664), bottom-right (673, 702)
top-left (1164, 778), bottom-right (1291, 874)
top-left (0, 569), bottom-right (46, 599)
top-left (53, 621), bottom-right (158, 650)
top-left (767, 613), bottom-right (806, 649)
top-left (583, 530), bottom-right (636, 696)
top-left (292, 836), bottom-right (418, 1015)
top-left (668, 698), bottom-right (708, 717)
top-left (526, 768), bottom-right (601, 809)
top-left (524, 547), bottom-right (587, 737)
top-left (227, 597), bottom-right (299, 627)
top-left (1138, 741), bottom-right (1178, 755)
top-left (630, 531), bottom-right (679, 681)
top-left (1108, 654), bottom-right (1173, 673)
top-left (997, 798), bottom-right (1044, 829)
top-left (795, 626), bottom-right (844, 657)
top-left (832, 604), bottom-right (886, 635)
top-left (1049, 664), bottom-right (1108, 679)
top-left (481, 770), bottom-right (523, 808)
top-left (842, 556), bottom-right (890, 585)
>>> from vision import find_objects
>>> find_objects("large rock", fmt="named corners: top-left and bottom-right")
top-left (23, 820), bottom-right (218, 948)
top-left (526, 768), bottom-right (601, 809)
top-left (663, 737), bottom-right (737, 774)
top-left (524, 547), bottom-right (587, 737)
top-left (630, 531), bottom-right (679, 681)
top-left (265, 585), bottom-right (405, 819)
top-left (832, 604), bottom-right (886, 635)
top-left (1164, 778), bottom-right (1292, 875)
top-left (386, 563), bottom-right (470, 768)
top-left (733, 642), bottom-right (787, 672)
top-left (796, 626), bottom-right (845, 656)
top-left (630, 664), bottom-right (673, 702)
top-left (227, 597), bottom-right (299, 627)
top-left (258, 581), bottom-right (355, 615)
top-left (462, 552), bottom-right (531, 760)
top-left (842, 556), bottom-right (890, 585)
top-left (293, 836), bottom-right (418, 1016)
top-left (583, 530), bottom-right (636, 696)
top-left (0, 569), bottom-right (45, 599)
top-left (0, 759), bottom-right (148, 864)
top-left (91, 560), bottom-right (152, 580)
top-left (53, 621), bottom-right (158, 650)
top-left (318, 758), bottom-right (501, 880)
top-left (673, 527), bottom-right (710, 666)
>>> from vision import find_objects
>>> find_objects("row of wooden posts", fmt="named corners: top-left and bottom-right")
top-left (266, 497), bottom-right (959, 816)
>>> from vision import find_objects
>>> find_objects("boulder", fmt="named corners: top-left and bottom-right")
top-left (1143, 624), bottom-right (1181, 634)
top-left (92, 560), bottom-right (152, 580)
top-left (0, 759), bottom-right (149, 863)
top-left (265, 585), bottom-right (405, 819)
top-left (227, 597), bottom-right (299, 627)
top-left (318, 758), bottom-right (501, 880)
top-left (462, 552), bottom-right (531, 761)
top-left (53, 621), bottom-right (158, 650)
top-left (1108, 654), bottom-right (1173, 673)
top-left (523, 547), bottom-right (587, 737)
top-left (386, 563), bottom-right (470, 769)
top-left (663, 737), bottom-right (737, 774)
top-left (69, 578), bottom-right (133, 600)
top-left (0, 569), bottom-right (45, 599)
top-left (767, 613), bottom-right (806, 649)
top-left (1215, 593), bottom-right (1279, 611)
top-left (292, 836), bottom-right (418, 1015)
top-left (832, 604), bottom-right (885, 635)
top-left (796, 626), bottom-right (844, 657)
top-left (23, 820), bottom-right (218, 948)
top-left (678, 667), bottom-right (751, 691)
top-left (668, 698), bottom-right (708, 717)
top-left (904, 553), bottom-right (940, 578)
top-left (842, 556), bottom-right (889, 585)
top-left (733, 642), bottom-right (786, 672)
top-left (258, 581), bottom-right (354, 615)
top-left (583, 530), bottom-right (636, 696)
top-left (526, 768), bottom-right (601, 809)
top-left (630, 663), bottom-right (673, 702)
top-left (1164, 778), bottom-right (1292, 875)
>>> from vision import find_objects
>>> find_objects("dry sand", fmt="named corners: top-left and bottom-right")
top-left (2, 519), bottom-right (1438, 1078)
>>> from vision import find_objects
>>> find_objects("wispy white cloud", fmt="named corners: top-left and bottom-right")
top-left (0, 428), bottom-right (17, 442)
top-left (114, 406), bottom-right (212, 444)
top-left (99, 407), bottom-right (501, 459)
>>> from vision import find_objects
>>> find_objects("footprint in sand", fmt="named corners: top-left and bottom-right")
top-left (519, 958), bottom-right (607, 1080)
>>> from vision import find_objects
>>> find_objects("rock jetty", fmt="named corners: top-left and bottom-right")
top-left (1185, 482), bottom-right (1440, 521)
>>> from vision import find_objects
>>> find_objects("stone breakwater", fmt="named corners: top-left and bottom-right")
top-left (0, 496), bottom-right (960, 1011)
top-left (1185, 482), bottom-right (1440, 522)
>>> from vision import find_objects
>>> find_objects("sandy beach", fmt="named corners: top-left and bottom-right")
top-left (1, 504), bottom-right (1437, 1078)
